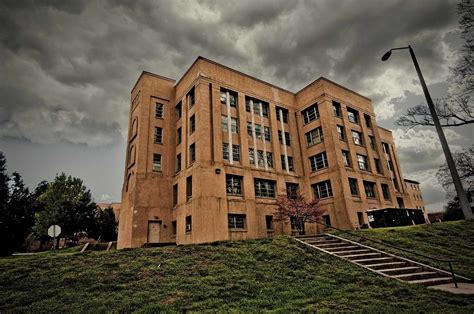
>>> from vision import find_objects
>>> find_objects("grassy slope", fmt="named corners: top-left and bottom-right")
top-left (335, 220), bottom-right (474, 279)
top-left (1, 235), bottom-right (473, 312)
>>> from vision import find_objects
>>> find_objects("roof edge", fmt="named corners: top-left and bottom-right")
top-left (297, 77), bottom-right (372, 101)
top-left (131, 71), bottom-right (175, 93)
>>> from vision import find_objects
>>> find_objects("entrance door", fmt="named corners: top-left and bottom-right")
top-left (147, 221), bottom-right (161, 243)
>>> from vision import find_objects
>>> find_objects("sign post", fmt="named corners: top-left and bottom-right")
top-left (48, 225), bottom-right (61, 251)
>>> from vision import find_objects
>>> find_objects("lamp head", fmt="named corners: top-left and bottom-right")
top-left (381, 50), bottom-right (392, 61)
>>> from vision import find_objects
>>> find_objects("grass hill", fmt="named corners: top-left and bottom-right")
top-left (1, 221), bottom-right (473, 312)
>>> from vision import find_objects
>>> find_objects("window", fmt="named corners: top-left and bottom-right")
top-left (185, 215), bottom-right (192, 232)
top-left (286, 182), bottom-right (299, 199)
top-left (152, 154), bottom-right (162, 172)
top-left (393, 178), bottom-right (399, 191)
top-left (155, 103), bottom-right (164, 118)
top-left (247, 122), bottom-right (264, 139)
top-left (309, 152), bottom-right (329, 172)
top-left (189, 115), bottom-right (196, 134)
top-left (387, 160), bottom-right (394, 171)
top-left (228, 214), bottom-right (246, 229)
top-left (364, 114), bottom-right (372, 128)
top-left (278, 130), bottom-right (291, 146)
top-left (322, 214), bottom-right (331, 226)
top-left (171, 221), bottom-right (177, 236)
top-left (254, 178), bottom-right (276, 198)
top-left (374, 158), bottom-right (382, 174)
top-left (249, 148), bottom-right (255, 165)
top-left (290, 217), bottom-right (303, 231)
top-left (255, 124), bottom-right (262, 139)
top-left (186, 176), bottom-right (192, 200)
top-left (176, 154), bottom-right (181, 173)
top-left (251, 149), bottom-right (273, 168)
top-left (363, 181), bottom-right (376, 198)
top-left (357, 154), bottom-right (369, 171)
top-left (189, 143), bottom-right (196, 163)
top-left (222, 143), bottom-right (240, 162)
top-left (382, 142), bottom-right (390, 154)
top-left (352, 130), bottom-right (363, 146)
top-left (220, 89), bottom-right (237, 107)
top-left (266, 152), bottom-right (274, 168)
top-left (177, 128), bottom-right (182, 145)
top-left (349, 178), bottom-right (359, 196)
top-left (312, 180), bottom-right (333, 199)
top-left (347, 107), bottom-right (359, 123)
top-left (337, 125), bottom-right (346, 140)
top-left (276, 106), bottom-right (289, 123)
top-left (266, 215), bottom-right (273, 230)
top-left (333, 101), bottom-right (341, 117)
top-left (173, 184), bottom-right (178, 206)
top-left (368, 135), bottom-right (376, 150)
top-left (306, 127), bottom-right (323, 146)
top-left (381, 184), bottom-right (390, 200)
top-left (342, 150), bottom-right (351, 167)
top-left (226, 175), bottom-right (243, 195)
top-left (264, 126), bottom-right (271, 141)
top-left (302, 104), bottom-right (319, 124)
top-left (187, 87), bottom-right (195, 108)
top-left (245, 97), bottom-right (269, 117)
top-left (281, 155), bottom-right (295, 172)
top-left (176, 101), bottom-right (182, 120)
top-left (154, 127), bottom-right (163, 144)
top-left (221, 115), bottom-right (239, 134)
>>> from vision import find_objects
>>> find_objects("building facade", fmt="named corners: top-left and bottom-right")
top-left (118, 57), bottom-right (426, 249)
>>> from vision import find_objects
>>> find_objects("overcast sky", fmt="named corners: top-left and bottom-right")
top-left (0, 0), bottom-right (472, 211)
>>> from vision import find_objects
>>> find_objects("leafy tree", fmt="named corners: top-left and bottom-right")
top-left (33, 173), bottom-right (96, 244)
top-left (0, 152), bottom-right (8, 211)
top-left (89, 206), bottom-right (117, 242)
top-left (436, 145), bottom-right (474, 196)
top-left (274, 192), bottom-right (322, 235)
top-left (396, 1), bottom-right (473, 128)
top-left (443, 194), bottom-right (470, 221)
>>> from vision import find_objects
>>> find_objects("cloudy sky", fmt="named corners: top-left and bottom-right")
top-left (0, 0), bottom-right (472, 211)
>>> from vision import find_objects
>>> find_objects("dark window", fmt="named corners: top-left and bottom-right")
top-left (302, 104), bottom-right (319, 124)
top-left (176, 154), bottom-right (181, 173)
top-left (393, 178), bottom-right (399, 191)
top-left (382, 142), bottom-right (390, 154)
top-left (374, 158), bottom-right (382, 174)
top-left (309, 152), bottom-right (329, 172)
top-left (176, 101), bottom-right (182, 120)
top-left (173, 184), bottom-right (178, 206)
top-left (381, 184), bottom-right (390, 200)
top-left (352, 130), bottom-right (363, 146)
top-left (152, 154), bottom-right (162, 172)
top-left (347, 107), bottom-right (359, 123)
top-left (265, 152), bottom-right (273, 168)
top-left (286, 182), bottom-right (299, 199)
top-left (337, 125), bottom-right (346, 140)
top-left (188, 87), bottom-right (195, 108)
top-left (312, 180), bottom-right (333, 199)
top-left (223, 143), bottom-right (240, 162)
top-left (171, 220), bottom-right (177, 235)
top-left (177, 128), bottom-right (182, 145)
top-left (322, 214), bottom-right (331, 226)
top-left (266, 215), bottom-right (273, 230)
top-left (155, 103), bottom-right (164, 118)
top-left (342, 150), bottom-right (351, 167)
top-left (226, 175), bottom-right (243, 195)
top-left (290, 217), bottom-right (303, 231)
top-left (369, 135), bottom-right (376, 150)
top-left (364, 114), bottom-right (372, 128)
top-left (349, 178), bottom-right (359, 196)
top-left (220, 88), bottom-right (237, 107)
top-left (245, 97), bottom-right (269, 117)
top-left (254, 178), bottom-right (276, 198)
top-left (185, 215), bottom-right (192, 232)
top-left (154, 127), bottom-right (163, 144)
top-left (388, 160), bottom-right (394, 171)
top-left (306, 127), bottom-right (323, 146)
top-left (189, 115), bottom-right (196, 134)
top-left (278, 130), bottom-right (291, 146)
top-left (186, 176), bottom-right (192, 200)
top-left (189, 143), bottom-right (196, 163)
top-left (251, 149), bottom-right (273, 168)
top-left (221, 115), bottom-right (239, 134)
top-left (248, 123), bottom-right (264, 139)
top-left (333, 101), bottom-right (341, 117)
top-left (363, 181), bottom-right (376, 198)
top-left (228, 214), bottom-right (246, 229)
top-left (281, 155), bottom-right (294, 172)
top-left (276, 106), bottom-right (289, 123)
top-left (357, 154), bottom-right (369, 171)
top-left (264, 126), bottom-right (271, 141)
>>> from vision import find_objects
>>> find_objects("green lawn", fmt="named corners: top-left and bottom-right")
top-left (334, 220), bottom-right (474, 279)
top-left (0, 223), bottom-right (473, 312)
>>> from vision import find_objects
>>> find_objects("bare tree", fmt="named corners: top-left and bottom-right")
top-left (396, 1), bottom-right (473, 128)
top-left (274, 192), bottom-right (322, 235)
top-left (436, 145), bottom-right (474, 196)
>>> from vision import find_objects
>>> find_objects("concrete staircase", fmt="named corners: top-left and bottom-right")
top-left (296, 234), bottom-right (470, 287)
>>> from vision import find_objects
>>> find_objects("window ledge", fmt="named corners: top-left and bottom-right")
top-left (229, 229), bottom-right (247, 232)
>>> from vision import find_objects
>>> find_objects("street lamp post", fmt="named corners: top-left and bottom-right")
top-left (381, 45), bottom-right (473, 220)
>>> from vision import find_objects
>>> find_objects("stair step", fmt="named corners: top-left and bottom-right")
top-left (346, 252), bottom-right (383, 260)
top-left (314, 243), bottom-right (349, 248)
top-left (393, 271), bottom-right (439, 281)
top-left (409, 277), bottom-right (453, 286)
top-left (356, 257), bottom-right (395, 265)
top-left (324, 246), bottom-right (360, 252)
top-left (332, 249), bottom-right (373, 256)
top-left (378, 266), bottom-right (422, 275)
top-left (367, 262), bottom-right (409, 270)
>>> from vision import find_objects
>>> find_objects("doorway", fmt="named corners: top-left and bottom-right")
top-left (147, 221), bottom-right (161, 243)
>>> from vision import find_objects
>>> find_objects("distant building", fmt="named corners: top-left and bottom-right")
top-left (118, 56), bottom-right (427, 249)
top-left (97, 202), bottom-right (121, 222)
top-left (428, 212), bottom-right (444, 223)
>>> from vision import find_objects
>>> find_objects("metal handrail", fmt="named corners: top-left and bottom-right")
top-left (312, 221), bottom-right (461, 287)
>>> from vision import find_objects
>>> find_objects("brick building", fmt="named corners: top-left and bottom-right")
top-left (117, 56), bottom-right (427, 249)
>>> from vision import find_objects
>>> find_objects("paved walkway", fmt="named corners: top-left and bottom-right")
top-left (429, 283), bottom-right (474, 294)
